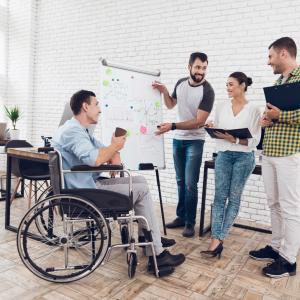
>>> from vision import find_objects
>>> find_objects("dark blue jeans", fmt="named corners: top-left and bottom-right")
top-left (211, 151), bottom-right (255, 240)
top-left (173, 139), bottom-right (204, 225)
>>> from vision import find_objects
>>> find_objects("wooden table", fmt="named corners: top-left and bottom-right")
top-left (5, 147), bottom-right (49, 232)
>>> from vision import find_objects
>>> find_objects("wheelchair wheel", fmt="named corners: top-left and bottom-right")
top-left (17, 194), bottom-right (110, 283)
top-left (127, 252), bottom-right (137, 279)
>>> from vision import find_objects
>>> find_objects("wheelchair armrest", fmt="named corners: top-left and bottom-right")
top-left (71, 164), bottom-right (124, 172)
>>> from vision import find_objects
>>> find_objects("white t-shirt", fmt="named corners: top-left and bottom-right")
top-left (214, 101), bottom-right (261, 152)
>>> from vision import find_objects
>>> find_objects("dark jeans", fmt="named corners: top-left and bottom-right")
top-left (173, 139), bottom-right (204, 225)
top-left (211, 151), bottom-right (255, 240)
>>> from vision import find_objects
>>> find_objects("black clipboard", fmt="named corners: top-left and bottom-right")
top-left (205, 127), bottom-right (252, 139)
top-left (263, 81), bottom-right (300, 111)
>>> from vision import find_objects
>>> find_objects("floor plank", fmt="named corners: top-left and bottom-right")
top-left (1, 199), bottom-right (300, 299)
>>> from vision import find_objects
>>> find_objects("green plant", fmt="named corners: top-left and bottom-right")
top-left (4, 105), bottom-right (21, 130)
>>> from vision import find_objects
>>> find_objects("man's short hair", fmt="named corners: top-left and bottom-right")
top-left (269, 37), bottom-right (297, 58)
top-left (189, 52), bottom-right (208, 65)
top-left (70, 90), bottom-right (96, 115)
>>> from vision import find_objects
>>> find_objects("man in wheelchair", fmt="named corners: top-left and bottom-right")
top-left (52, 90), bottom-right (185, 276)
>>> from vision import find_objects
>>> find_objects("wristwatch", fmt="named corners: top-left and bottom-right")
top-left (171, 122), bottom-right (177, 130)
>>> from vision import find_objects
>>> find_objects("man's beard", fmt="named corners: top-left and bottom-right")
top-left (272, 64), bottom-right (283, 75)
top-left (273, 67), bottom-right (281, 75)
top-left (190, 71), bottom-right (204, 83)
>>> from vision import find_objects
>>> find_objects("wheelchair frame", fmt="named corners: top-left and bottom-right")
top-left (17, 151), bottom-right (160, 283)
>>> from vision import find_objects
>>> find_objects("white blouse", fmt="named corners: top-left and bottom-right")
top-left (214, 101), bottom-right (261, 152)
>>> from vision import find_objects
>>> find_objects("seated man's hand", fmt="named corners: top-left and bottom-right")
top-left (110, 151), bottom-right (121, 165)
top-left (111, 134), bottom-right (126, 151)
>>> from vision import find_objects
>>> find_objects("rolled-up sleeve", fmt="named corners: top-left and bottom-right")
top-left (62, 127), bottom-right (100, 166)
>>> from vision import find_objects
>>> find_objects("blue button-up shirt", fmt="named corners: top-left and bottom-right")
top-left (52, 118), bottom-right (105, 189)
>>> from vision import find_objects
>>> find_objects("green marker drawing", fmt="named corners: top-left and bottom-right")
top-left (155, 101), bottom-right (161, 108)
top-left (105, 68), bottom-right (112, 75)
top-left (102, 80), bottom-right (109, 87)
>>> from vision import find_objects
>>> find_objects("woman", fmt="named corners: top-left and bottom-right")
top-left (201, 72), bottom-right (261, 258)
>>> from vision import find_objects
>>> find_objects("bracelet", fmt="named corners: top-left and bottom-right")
top-left (235, 138), bottom-right (240, 145)
top-left (171, 122), bottom-right (177, 130)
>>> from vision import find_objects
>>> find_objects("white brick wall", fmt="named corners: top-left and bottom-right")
top-left (6, 0), bottom-right (36, 139)
top-left (0, 0), bottom-right (7, 170)
top-left (5, 0), bottom-right (300, 226)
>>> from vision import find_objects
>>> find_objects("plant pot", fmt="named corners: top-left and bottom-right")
top-left (9, 129), bottom-right (20, 140)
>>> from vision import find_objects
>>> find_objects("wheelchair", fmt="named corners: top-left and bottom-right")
top-left (17, 150), bottom-right (166, 283)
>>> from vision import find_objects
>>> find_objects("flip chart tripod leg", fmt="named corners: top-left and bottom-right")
top-left (155, 168), bottom-right (167, 235)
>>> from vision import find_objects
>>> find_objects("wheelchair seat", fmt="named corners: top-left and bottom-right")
top-left (48, 150), bottom-right (133, 215)
top-left (62, 188), bottom-right (132, 215)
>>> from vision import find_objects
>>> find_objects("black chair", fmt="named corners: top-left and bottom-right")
top-left (5, 140), bottom-right (50, 208)
top-left (16, 150), bottom-right (164, 283)
top-left (257, 128), bottom-right (265, 151)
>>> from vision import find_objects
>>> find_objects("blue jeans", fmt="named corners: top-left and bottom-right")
top-left (211, 151), bottom-right (255, 240)
top-left (173, 139), bottom-right (204, 225)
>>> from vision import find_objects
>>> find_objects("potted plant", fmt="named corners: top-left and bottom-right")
top-left (4, 105), bottom-right (21, 140)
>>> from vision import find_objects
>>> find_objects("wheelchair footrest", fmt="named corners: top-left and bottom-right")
top-left (45, 264), bottom-right (89, 272)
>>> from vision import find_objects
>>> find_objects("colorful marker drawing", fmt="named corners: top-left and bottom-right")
top-left (102, 80), bottom-right (129, 102)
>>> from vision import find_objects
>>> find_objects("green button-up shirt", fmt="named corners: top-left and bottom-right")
top-left (263, 65), bottom-right (300, 156)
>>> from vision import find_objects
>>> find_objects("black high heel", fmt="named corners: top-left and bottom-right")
top-left (200, 242), bottom-right (223, 259)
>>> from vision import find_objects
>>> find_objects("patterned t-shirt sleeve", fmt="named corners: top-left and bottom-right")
top-left (199, 81), bottom-right (215, 112)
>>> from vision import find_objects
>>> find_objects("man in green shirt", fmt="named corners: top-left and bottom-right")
top-left (249, 37), bottom-right (300, 278)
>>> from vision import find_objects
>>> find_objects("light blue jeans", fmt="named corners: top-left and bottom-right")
top-left (173, 139), bottom-right (204, 225)
top-left (211, 151), bottom-right (255, 240)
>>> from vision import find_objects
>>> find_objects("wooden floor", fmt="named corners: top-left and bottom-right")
top-left (1, 198), bottom-right (300, 300)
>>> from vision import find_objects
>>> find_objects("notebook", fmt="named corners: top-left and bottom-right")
top-left (263, 81), bottom-right (300, 110)
top-left (205, 127), bottom-right (252, 139)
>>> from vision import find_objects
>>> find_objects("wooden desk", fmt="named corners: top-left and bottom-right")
top-left (199, 160), bottom-right (271, 237)
top-left (5, 147), bottom-right (49, 232)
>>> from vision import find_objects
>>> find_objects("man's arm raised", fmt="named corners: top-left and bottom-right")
top-left (152, 81), bottom-right (176, 109)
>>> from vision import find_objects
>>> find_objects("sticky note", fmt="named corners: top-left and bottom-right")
top-left (140, 125), bottom-right (147, 135)
top-left (155, 101), bottom-right (161, 108)
top-left (105, 68), bottom-right (112, 75)
top-left (102, 80), bottom-right (109, 87)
